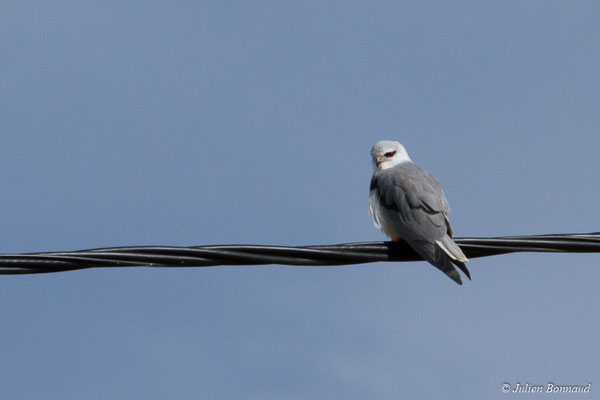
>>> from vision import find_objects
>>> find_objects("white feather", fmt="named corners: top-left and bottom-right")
top-left (368, 190), bottom-right (382, 229)
top-left (436, 240), bottom-right (458, 260)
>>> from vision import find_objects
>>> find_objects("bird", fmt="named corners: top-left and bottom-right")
top-left (368, 140), bottom-right (470, 284)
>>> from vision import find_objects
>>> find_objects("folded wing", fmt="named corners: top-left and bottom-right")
top-left (369, 162), bottom-right (470, 284)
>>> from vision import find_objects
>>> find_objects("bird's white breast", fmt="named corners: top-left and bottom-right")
top-left (368, 189), bottom-right (401, 240)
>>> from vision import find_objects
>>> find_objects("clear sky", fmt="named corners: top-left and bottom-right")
top-left (1, 2), bottom-right (599, 399)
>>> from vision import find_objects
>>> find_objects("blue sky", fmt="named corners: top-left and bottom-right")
top-left (1, 2), bottom-right (599, 399)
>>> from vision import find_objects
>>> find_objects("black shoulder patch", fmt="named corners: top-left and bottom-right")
top-left (369, 176), bottom-right (378, 191)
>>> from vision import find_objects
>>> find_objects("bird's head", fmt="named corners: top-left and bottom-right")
top-left (371, 140), bottom-right (411, 171)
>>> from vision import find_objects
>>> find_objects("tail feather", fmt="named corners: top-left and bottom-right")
top-left (408, 240), bottom-right (464, 285)
top-left (436, 236), bottom-right (468, 262)
top-left (451, 260), bottom-right (471, 281)
top-left (437, 235), bottom-right (471, 280)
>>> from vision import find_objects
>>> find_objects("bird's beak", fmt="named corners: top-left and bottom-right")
top-left (375, 157), bottom-right (384, 167)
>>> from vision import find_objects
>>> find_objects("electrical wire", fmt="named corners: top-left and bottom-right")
top-left (1, 232), bottom-right (599, 275)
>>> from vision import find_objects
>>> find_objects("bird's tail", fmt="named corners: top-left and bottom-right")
top-left (409, 239), bottom-right (469, 285)
top-left (436, 235), bottom-right (471, 281)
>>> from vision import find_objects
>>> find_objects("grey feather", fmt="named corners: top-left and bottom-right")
top-left (369, 162), bottom-right (470, 284)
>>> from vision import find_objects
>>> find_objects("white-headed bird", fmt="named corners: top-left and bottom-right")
top-left (368, 140), bottom-right (470, 284)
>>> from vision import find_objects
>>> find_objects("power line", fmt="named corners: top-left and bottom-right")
top-left (1, 232), bottom-right (599, 275)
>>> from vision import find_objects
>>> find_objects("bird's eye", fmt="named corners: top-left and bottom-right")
top-left (384, 151), bottom-right (396, 158)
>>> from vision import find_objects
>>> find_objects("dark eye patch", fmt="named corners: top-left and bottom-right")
top-left (384, 151), bottom-right (396, 158)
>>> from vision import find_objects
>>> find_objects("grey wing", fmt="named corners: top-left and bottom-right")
top-left (370, 164), bottom-right (469, 284)
top-left (371, 163), bottom-right (450, 240)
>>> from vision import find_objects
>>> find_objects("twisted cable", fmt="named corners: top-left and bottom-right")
top-left (1, 232), bottom-right (599, 275)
